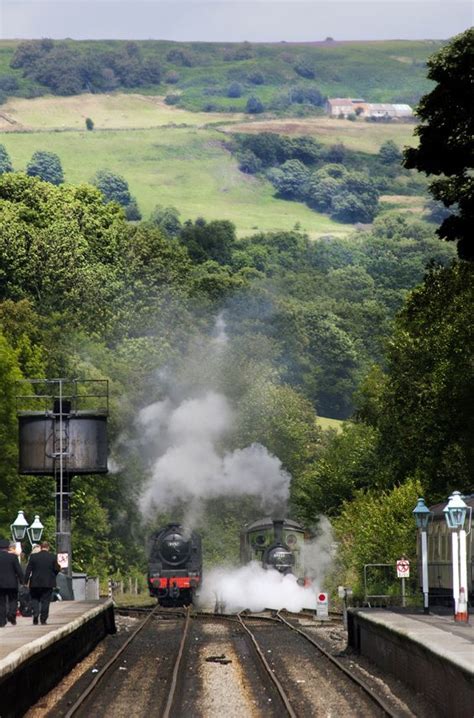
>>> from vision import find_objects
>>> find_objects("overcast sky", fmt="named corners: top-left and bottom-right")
top-left (1, 1), bottom-right (472, 42)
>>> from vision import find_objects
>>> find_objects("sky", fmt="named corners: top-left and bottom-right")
top-left (0, 0), bottom-right (472, 42)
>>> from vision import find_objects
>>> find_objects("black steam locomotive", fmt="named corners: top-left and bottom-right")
top-left (240, 517), bottom-right (307, 582)
top-left (147, 523), bottom-right (202, 605)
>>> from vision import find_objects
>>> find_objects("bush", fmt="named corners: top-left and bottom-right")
top-left (85, 117), bottom-right (94, 131)
top-left (227, 81), bottom-right (242, 98)
top-left (246, 96), bottom-right (264, 114)
top-left (294, 59), bottom-right (315, 79)
top-left (238, 150), bottom-right (262, 175)
top-left (0, 76), bottom-right (19, 92)
top-left (165, 71), bottom-right (180, 84)
top-left (166, 48), bottom-right (194, 67)
top-left (165, 93), bottom-right (181, 106)
top-left (248, 70), bottom-right (265, 85)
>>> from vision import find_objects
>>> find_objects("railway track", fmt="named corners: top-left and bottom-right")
top-left (236, 610), bottom-right (401, 717)
top-left (63, 605), bottom-right (193, 718)
top-left (49, 606), bottom-right (406, 717)
top-left (276, 611), bottom-right (399, 717)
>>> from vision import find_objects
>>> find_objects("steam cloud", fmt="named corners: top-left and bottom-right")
top-left (138, 391), bottom-right (290, 514)
top-left (198, 517), bottom-right (335, 613)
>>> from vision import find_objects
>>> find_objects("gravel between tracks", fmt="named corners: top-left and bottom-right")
top-left (198, 622), bottom-right (259, 718)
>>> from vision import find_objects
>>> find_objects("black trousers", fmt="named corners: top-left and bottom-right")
top-left (0, 588), bottom-right (18, 625)
top-left (30, 587), bottom-right (53, 622)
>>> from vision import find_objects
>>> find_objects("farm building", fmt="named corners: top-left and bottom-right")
top-left (326, 98), bottom-right (413, 120)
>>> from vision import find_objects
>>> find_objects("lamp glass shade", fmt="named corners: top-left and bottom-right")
top-left (443, 491), bottom-right (468, 529)
top-left (11, 510), bottom-right (28, 541)
top-left (28, 515), bottom-right (44, 543)
top-left (413, 498), bottom-right (432, 529)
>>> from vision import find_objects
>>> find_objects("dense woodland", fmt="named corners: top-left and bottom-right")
top-left (0, 30), bottom-right (472, 596)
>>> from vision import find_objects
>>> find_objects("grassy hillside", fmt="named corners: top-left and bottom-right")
top-left (1, 125), bottom-right (347, 236)
top-left (0, 38), bottom-right (443, 112)
top-left (0, 90), bottom-right (425, 233)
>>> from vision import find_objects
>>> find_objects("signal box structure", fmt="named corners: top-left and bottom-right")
top-left (17, 379), bottom-right (108, 593)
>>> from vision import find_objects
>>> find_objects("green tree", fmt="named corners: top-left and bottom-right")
top-left (92, 169), bottom-right (141, 219)
top-left (149, 204), bottom-right (182, 237)
top-left (372, 262), bottom-right (474, 499)
top-left (333, 477), bottom-right (422, 597)
top-left (26, 151), bottom-right (64, 185)
top-left (227, 81), bottom-right (242, 98)
top-left (0, 332), bottom-right (26, 536)
top-left (92, 169), bottom-right (132, 206)
top-left (246, 96), bottom-right (264, 114)
top-left (379, 140), bottom-right (402, 165)
top-left (404, 28), bottom-right (474, 260)
top-left (268, 160), bottom-right (310, 200)
top-left (0, 173), bottom-right (127, 332)
top-left (0, 145), bottom-right (13, 174)
top-left (179, 218), bottom-right (236, 265)
top-left (85, 117), bottom-right (94, 131)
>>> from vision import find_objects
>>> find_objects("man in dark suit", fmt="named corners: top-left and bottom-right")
top-left (0, 538), bottom-right (24, 627)
top-left (24, 541), bottom-right (60, 625)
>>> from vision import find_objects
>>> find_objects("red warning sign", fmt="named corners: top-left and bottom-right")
top-left (396, 559), bottom-right (410, 578)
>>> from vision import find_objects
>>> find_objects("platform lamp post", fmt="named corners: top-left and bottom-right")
top-left (413, 498), bottom-right (432, 615)
top-left (27, 515), bottom-right (44, 546)
top-left (10, 510), bottom-right (29, 546)
top-left (443, 491), bottom-right (471, 623)
top-left (10, 510), bottom-right (44, 552)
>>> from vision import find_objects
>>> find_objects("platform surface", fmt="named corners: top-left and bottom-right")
top-left (354, 609), bottom-right (474, 674)
top-left (0, 599), bottom-right (113, 677)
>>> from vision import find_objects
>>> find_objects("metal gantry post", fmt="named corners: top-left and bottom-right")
top-left (54, 379), bottom-right (72, 578)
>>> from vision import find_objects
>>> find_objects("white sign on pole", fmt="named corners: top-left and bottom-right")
top-left (57, 552), bottom-right (69, 569)
top-left (396, 559), bottom-right (410, 578)
top-left (316, 591), bottom-right (329, 619)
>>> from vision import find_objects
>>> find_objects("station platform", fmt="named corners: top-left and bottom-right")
top-left (348, 608), bottom-right (474, 718)
top-left (0, 599), bottom-right (115, 718)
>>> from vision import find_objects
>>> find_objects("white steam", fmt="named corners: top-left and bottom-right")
top-left (138, 391), bottom-right (290, 514)
top-left (198, 516), bottom-right (336, 613)
top-left (198, 562), bottom-right (315, 612)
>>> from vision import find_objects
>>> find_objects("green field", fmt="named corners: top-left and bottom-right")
top-left (1, 125), bottom-right (347, 236)
top-left (316, 416), bottom-right (344, 433)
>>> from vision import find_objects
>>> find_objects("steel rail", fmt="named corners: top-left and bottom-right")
top-left (237, 612), bottom-right (297, 718)
top-left (276, 612), bottom-right (398, 718)
top-left (162, 605), bottom-right (192, 718)
top-left (64, 604), bottom-right (161, 718)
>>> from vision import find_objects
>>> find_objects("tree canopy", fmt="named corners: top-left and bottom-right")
top-left (26, 151), bottom-right (64, 185)
top-left (404, 28), bottom-right (474, 260)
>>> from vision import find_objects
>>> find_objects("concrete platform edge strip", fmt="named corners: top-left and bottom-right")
top-left (352, 611), bottom-right (474, 676)
top-left (0, 598), bottom-right (114, 679)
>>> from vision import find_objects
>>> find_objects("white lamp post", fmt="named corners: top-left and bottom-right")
top-left (27, 515), bottom-right (44, 546)
top-left (10, 510), bottom-right (29, 542)
top-left (10, 510), bottom-right (44, 548)
top-left (443, 491), bottom-right (471, 623)
top-left (413, 498), bottom-right (432, 615)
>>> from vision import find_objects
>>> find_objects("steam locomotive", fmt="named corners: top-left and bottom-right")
top-left (240, 517), bottom-right (307, 583)
top-left (147, 523), bottom-right (202, 605)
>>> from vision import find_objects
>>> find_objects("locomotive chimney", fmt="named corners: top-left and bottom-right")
top-left (273, 519), bottom-right (284, 543)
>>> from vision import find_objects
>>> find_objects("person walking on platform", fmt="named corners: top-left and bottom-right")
top-left (0, 538), bottom-right (24, 627)
top-left (24, 541), bottom-right (60, 625)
